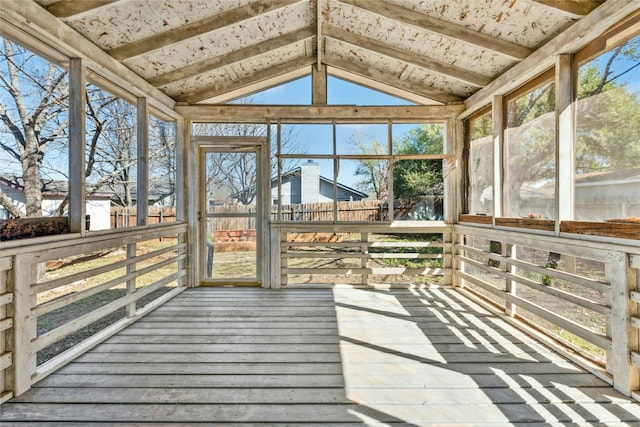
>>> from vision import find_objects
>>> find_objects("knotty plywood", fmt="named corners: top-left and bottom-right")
top-left (2, 287), bottom-right (639, 424)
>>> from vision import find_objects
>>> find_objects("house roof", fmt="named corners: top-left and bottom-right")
top-left (279, 166), bottom-right (369, 198)
top-left (19, 0), bottom-right (627, 107)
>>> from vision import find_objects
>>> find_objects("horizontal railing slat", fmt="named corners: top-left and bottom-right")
top-left (33, 270), bottom-right (186, 352)
top-left (1, 223), bottom-right (187, 258)
top-left (459, 255), bottom-right (611, 316)
top-left (0, 292), bottom-right (14, 306)
top-left (0, 351), bottom-right (12, 370)
top-left (457, 270), bottom-right (611, 351)
top-left (0, 257), bottom-right (12, 272)
top-left (457, 243), bottom-right (610, 293)
top-left (284, 267), bottom-right (447, 276)
top-left (33, 242), bottom-right (186, 295)
top-left (34, 253), bottom-right (186, 317)
top-left (0, 317), bottom-right (13, 333)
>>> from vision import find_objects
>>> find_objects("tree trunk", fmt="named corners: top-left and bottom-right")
top-left (22, 128), bottom-right (42, 217)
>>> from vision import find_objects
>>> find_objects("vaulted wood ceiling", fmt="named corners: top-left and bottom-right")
top-left (33, 0), bottom-right (604, 105)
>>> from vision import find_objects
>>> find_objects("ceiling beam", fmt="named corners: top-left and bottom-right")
top-left (175, 56), bottom-right (315, 103)
top-left (148, 26), bottom-right (315, 87)
top-left (337, 0), bottom-right (532, 61)
top-left (107, 0), bottom-right (303, 61)
top-left (530, 1), bottom-right (602, 18)
top-left (323, 25), bottom-right (492, 88)
top-left (45, 0), bottom-right (119, 20)
top-left (323, 53), bottom-right (462, 104)
top-left (176, 104), bottom-right (465, 122)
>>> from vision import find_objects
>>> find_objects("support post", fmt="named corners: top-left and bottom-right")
top-left (443, 231), bottom-right (452, 286)
top-left (68, 58), bottom-right (86, 234)
top-left (492, 95), bottom-right (504, 222)
top-left (280, 229), bottom-right (288, 287)
top-left (7, 254), bottom-right (36, 396)
top-left (312, 64), bottom-right (327, 105)
top-left (136, 97), bottom-right (149, 227)
top-left (361, 232), bottom-right (369, 285)
top-left (175, 117), bottom-right (189, 287)
top-left (126, 243), bottom-right (137, 317)
top-left (608, 251), bottom-right (640, 396)
top-left (270, 227), bottom-right (281, 289)
top-left (504, 243), bottom-right (517, 317)
top-left (555, 53), bottom-right (575, 235)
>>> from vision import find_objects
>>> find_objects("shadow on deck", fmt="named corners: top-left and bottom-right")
top-left (2, 287), bottom-right (639, 425)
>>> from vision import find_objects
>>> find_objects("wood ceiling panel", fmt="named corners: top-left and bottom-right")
top-left (29, 0), bottom-right (605, 105)
top-left (108, 0), bottom-right (304, 60)
top-left (326, 39), bottom-right (474, 99)
top-left (65, 0), bottom-right (253, 50)
top-left (162, 42), bottom-right (311, 101)
top-left (384, 0), bottom-right (576, 49)
top-left (125, 1), bottom-right (314, 81)
top-left (335, 0), bottom-right (532, 60)
top-left (326, 1), bottom-right (516, 80)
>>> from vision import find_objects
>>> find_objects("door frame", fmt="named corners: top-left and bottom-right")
top-left (195, 136), bottom-right (270, 287)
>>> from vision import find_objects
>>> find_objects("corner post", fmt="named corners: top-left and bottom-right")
top-left (608, 251), bottom-right (640, 396)
top-left (69, 58), bottom-right (86, 234)
top-left (555, 53), bottom-right (575, 235)
top-left (7, 254), bottom-right (36, 396)
top-left (492, 95), bottom-right (504, 222)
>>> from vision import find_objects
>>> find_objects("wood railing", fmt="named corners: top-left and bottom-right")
top-left (0, 222), bottom-right (188, 398)
top-left (270, 222), bottom-right (453, 288)
top-left (454, 224), bottom-right (640, 399)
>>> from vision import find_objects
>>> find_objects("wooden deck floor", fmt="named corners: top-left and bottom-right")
top-left (2, 287), bottom-right (640, 426)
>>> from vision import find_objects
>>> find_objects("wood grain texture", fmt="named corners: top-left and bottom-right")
top-left (2, 287), bottom-right (639, 424)
top-left (561, 221), bottom-right (640, 240)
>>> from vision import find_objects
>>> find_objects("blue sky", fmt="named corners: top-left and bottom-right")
top-left (244, 75), bottom-right (420, 189)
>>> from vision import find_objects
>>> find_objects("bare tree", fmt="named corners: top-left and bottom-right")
top-left (84, 87), bottom-right (137, 207)
top-left (149, 117), bottom-right (176, 206)
top-left (0, 38), bottom-right (68, 217)
top-left (351, 133), bottom-right (389, 200)
top-left (195, 101), bottom-right (302, 205)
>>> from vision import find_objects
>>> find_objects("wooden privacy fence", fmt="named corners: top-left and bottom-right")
top-left (276, 200), bottom-right (385, 222)
top-left (111, 207), bottom-right (177, 228)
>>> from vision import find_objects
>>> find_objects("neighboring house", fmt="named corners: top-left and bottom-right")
top-left (0, 176), bottom-right (113, 230)
top-left (273, 161), bottom-right (369, 205)
top-left (130, 183), bottom-right (177, 207)
top-left (488, 168), bottom-right (640, 220)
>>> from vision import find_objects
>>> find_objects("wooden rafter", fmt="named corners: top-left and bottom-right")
top-left (337, 0), bottom-right (532, 61)
top-left (174, 56), bottom-right (315, 103)
top-left (107, 0), bottom-right (303, 61)
top-left (323, 25), bottom-right (492, 88)
top-left (530, 0), bottom-right (602, 18)
top-left (45, 0), bottom-right (119, 20)
top-left (323, 53), bottom-right (462, 104)
top-left (148, 26), bottom-right (316, 87)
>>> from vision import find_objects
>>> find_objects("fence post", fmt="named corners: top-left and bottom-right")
top-left (126, 244), bottom-right (137, 317)
top-left (270, 227), bottom-right (281, 289)
top-left (7, 253), bottom-right (36, 396)
top-left (608, 251), bottom-right (639, 396)
top-left (504, 243), bottom-right (517, 317)
top-left (361, 232), bottom-right (369, 285)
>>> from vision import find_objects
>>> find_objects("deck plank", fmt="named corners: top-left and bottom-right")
top-left (2, 287), bottom-right (639, 425)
